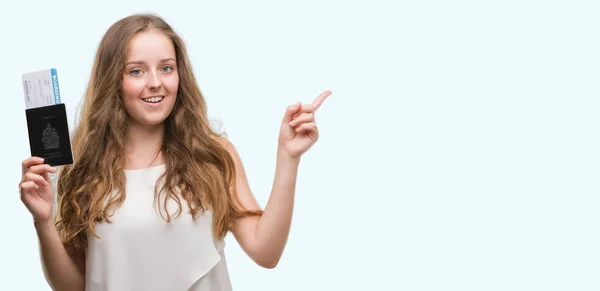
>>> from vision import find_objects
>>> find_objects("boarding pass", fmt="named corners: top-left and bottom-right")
top-left (22, 68), bottom-right (62, 109)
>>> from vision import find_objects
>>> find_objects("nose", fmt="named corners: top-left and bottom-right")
top-left (146, 71), bottom-right (162, 90)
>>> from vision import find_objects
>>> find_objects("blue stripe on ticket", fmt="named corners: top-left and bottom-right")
top-left (50, 68), bottom-right (61, 104)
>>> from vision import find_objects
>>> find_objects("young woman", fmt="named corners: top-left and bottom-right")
top-left (19, 13), bottom-right (330, 291)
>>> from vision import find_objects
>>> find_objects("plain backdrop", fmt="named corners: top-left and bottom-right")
top-left (1, 1), bottom-right (599, 290)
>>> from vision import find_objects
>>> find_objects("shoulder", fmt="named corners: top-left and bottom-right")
top-left (211, 135), bottom-right (239, 158)
top-left (210, 134), bottom-right (245, 170)
top-left (211, 134), bottom-right (234, 150)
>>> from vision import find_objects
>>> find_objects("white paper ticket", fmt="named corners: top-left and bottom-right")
top-left (22, 68), bottom-right (62, 109)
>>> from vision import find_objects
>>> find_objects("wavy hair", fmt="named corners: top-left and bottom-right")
top-left (55, 13), bottom-right (262, 250)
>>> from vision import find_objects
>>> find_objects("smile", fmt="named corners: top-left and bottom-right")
top-left (142, 96), bottom-right (164, 103)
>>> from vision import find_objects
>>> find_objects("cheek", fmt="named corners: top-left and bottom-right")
top-left (165, 74), bottom-right (180, 94)
top-left (121, 76), bottom-right (145, 99)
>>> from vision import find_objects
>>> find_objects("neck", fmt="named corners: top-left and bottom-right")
top-left (124, 120), bottom-right (165, 170)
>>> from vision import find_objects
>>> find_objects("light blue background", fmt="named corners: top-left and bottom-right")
top-left (1, 0), bottom-right (598, 290)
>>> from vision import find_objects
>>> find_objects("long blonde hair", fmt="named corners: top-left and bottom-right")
top-left (55, 13), bottom-right (262, 250)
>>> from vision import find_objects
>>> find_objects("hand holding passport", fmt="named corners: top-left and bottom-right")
top-left (22, 69), bottom-right (73, 166)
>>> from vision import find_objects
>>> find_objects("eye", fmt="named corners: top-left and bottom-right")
top-left (161, 65), bottom-right (174, 73)
top-left (129, 68), bottom-right (143, 76)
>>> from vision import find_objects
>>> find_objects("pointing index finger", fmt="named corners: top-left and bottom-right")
top-left (312, 90), bottom-right (332, 111)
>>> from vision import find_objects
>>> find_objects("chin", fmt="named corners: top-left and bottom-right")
top-left (142, 120), bottom-right (167, 126)
top-left (130, 115), bottom-right (171, 127)
top-left (126, 102), bottom-right (176, 127)
top-left (146, 117), bottom-right (170, 126)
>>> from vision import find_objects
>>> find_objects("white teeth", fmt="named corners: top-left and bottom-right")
top-left (142, 96), bottom-right (164, 103)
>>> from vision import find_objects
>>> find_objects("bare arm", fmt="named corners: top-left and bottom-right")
top-left (219, 90), bottom-right (330, 268)
top-left (221, 139), bottom-right (298, 269)
top-left (36, 220), bottom-right (85, 291)
top-left (20, 156), bottom-right (85, 290)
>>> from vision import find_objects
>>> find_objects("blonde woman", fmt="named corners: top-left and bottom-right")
top-left (19, 13), bottom-right (330, 291)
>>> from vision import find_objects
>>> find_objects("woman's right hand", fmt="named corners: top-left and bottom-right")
top-left (20, 157), bottom-right (57, 223)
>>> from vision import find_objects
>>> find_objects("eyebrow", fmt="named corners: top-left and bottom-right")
top-left (125, 58), bottom-right (176, 66)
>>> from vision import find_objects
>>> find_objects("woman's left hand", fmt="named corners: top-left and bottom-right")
top-left (278, 90), bottom-right (332, 159)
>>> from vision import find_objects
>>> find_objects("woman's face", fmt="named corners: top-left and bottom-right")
top-left (121, 30), bottom-right (179, 127)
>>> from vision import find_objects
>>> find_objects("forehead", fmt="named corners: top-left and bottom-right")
top-left (127, 30), bottom-right (176, 61)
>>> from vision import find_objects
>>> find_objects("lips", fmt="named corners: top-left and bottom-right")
top-left (142, 96), bottom-right (164, 103)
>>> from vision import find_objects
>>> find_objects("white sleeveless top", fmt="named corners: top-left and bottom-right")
top-left (83, 165), bottom-right (233, 291)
